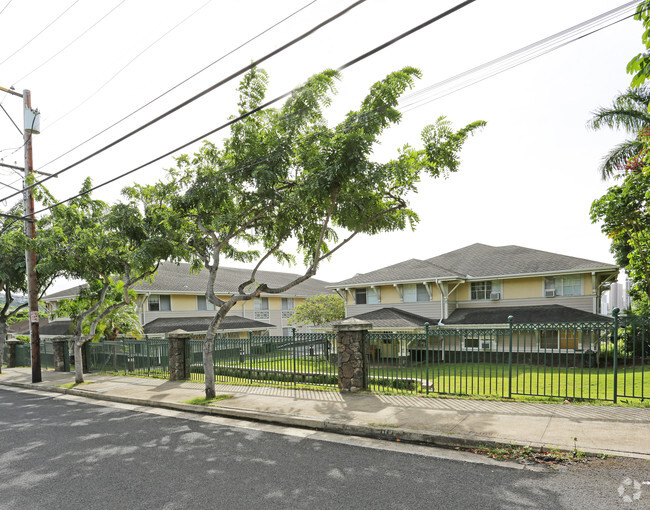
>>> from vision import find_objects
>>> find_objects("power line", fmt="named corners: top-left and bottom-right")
top-left (22, 0), bottom-right (480, 218)
top-left (0, 102), bottom-right (22, 135)
top-left (44, 0), bottom-right (214, 130)
top-left (0, 0), bottom-right (80, 67)
top-left (0, 0), bottom-right (13, 18)
top-left (36, 0), bottom-right (319, 173)
top-left (27, 0), bottom-right (637, 221)
top-left (10, 0), bottom-right (129, 87)
top-left (0, 0), bottom-right (368, 203)
top-left (399, 1), bottom-right (639, 113)
top-left (4, 0), bottom-right (634, 211)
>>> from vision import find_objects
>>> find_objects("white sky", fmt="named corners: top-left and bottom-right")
top-left (0, 0), bottom-right (643, 292)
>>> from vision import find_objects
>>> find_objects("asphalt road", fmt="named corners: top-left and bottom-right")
top-left (1, 387), bottom-right (648, 510)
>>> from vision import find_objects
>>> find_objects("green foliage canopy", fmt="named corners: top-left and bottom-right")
top-left (127, 66), bottom-right (485, 396)
top-left (628, 1), bottom-right (650, 87)
top-left (591, 165), bottom-right (650, 313)
top-left (288, 294), bottom-right (346, 327)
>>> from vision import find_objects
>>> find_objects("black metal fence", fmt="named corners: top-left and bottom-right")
top-left (3, 312), bottom-right (648, 402)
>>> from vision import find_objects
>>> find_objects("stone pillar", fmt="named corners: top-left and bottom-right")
top-left (334, 318), bottom-right (372, 393)
top-left (52, 337), bottom-right (70, 372)
top-left (5, 340), bottom-right (20, 368)
top-left (168, 330), bottom-right (191, 381)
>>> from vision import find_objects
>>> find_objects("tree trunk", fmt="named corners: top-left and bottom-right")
top-left (73, 337), bottom-right (85, 384)
top-left (203, 305), bottom-right (234, 398)
top-left (0, 321), bottom-right (6, 374)
top-left (203, 338), bottom-right (215, 399)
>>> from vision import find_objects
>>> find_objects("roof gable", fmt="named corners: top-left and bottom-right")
top-left (330, 243), bottom-right (617, 287)
top-left (426, 243), bottom-right (616, 278)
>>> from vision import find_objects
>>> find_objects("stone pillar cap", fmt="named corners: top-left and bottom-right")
top-left (168, 329), bottom-right (192, 338)
top-left (333, 318), bottom-right (372, 332)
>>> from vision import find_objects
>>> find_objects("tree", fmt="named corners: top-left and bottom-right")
top-left (628, 1), bottom-right (650, 87)
top-left (591, 165), bottom-right (650, 314)
top-left (53, 281), bottom-right (144, 341)
top-left (128, 66), bottom-right (485, 398)
top-left (588, 86), bottom-right (650, 179)
top-left (0, 204), bottom-right (56, 373)
top-left (33, 181), bottom-right (181, 383)
top-left (288, 294), bottom-right (345, 328)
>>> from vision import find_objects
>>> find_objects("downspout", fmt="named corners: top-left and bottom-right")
top-left (434, 280), bottom-right (445, 361)
top-left (435, 281), bottom-right (445, 326)
top-left (592, 272), bottom-right (597, 314)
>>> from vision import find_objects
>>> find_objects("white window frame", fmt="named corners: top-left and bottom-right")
top-left (254, 297), bottom-right (269, 311)
top-left (537, 329), bottom-right (582, 351)
top-left (463, 337), bottom-right (497, 351)
top-left (197, 295), bottom-right (216, 311)
top-left (470, 281), bottom-right (501, 301)
top-left (355, 287), bottom-right (380, 305)
top-left (544, 276), bottom-right (582, 297)
top-left (403, 283), bottom-right (429, 303)
top-left (281, 297), bottom-right (294, 311)
top-left (148, 294), bottom-right (171, 312)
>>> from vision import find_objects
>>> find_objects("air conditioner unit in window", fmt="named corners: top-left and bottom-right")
top-left (489, 292), bottom-right (501, 300)
top-left (545, 289), bottom-right (556, 298)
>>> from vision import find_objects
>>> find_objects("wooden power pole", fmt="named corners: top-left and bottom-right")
top-left (23, 89), bottom-right (41, 383)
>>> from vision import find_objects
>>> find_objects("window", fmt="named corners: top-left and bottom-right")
top-left (355, 287), bottom-right (379, 305)
top-left (254, 297), bottom-right (269, 311)
top-left (281, 297), bottom-right (294, 310)
top-left (148, 294), bottom-right (171, 312)
top-left (539, 330), bottom-right (580, 350)
top-left (539, 330), bottom-right (559, 349)
top-left (403, 283), bottom-right (429, 302)
top-left (470, 281), bottom-right (502, 300)
top-left (463, 338), bottom-right (496, 351)
top-left (544, 276), bottom-right (581, 297)
top-left (197, 295), bottom-right (216, 311)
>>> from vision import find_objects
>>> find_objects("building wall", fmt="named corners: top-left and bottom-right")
top-left (343, 272), bottom-right (601, 319)
top-left (140, 293), bottom-right (307, 336)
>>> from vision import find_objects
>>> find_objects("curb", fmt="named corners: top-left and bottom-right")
top-left (1, 379), bottom-right (629, 458)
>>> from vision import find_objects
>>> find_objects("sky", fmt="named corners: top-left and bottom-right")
top-left (0, 0), bottom-right (644, 292)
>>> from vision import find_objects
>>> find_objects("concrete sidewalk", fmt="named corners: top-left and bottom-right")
top-left (1, 367), bottom-right (648, 459)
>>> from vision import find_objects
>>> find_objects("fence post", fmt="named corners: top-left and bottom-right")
top-left (424, 323), bottom-right (430, 395)
top-left (292, 327), bottom-right (297, 387)
top-left (146, 336), bottom-right (150, 377)
top-left (612, 308), bottom-right (619, 404)
top-left (508, 315), bottom-right (514, 399)
top-left (248, 330), bottom-right (253, 384)
top-left (168, 329), bottom-right (191, 381)
top-left (52, 337), bottom-right (70, 372)
top-left (333, 318), bottom-right (371, 392)
top-left (5, 340), bottom-right (20, 367)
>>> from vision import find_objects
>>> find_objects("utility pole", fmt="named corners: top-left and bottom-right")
top-left (23, 89), bottom-right (41, 383)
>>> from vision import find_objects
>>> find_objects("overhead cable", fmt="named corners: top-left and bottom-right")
top-left (34, 0), bottom-right (319, 173)
top-left (0, 0), bottom-right (367, 203)
top-left (0, 0), bottom-right (80, 67)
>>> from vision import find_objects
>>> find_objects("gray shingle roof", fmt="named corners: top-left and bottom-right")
top-left (143, 315), bottom-right (274, 335)
top-left (320, 307), bottom-right (435, 330)
top-left (426, 243), bottom-right (617, 278)
top-left (329, 259), bottom-right (464, 287)
top-left (330, 243), bottom-right (617, 287)
top-left (443, 305), bottom-right (612, 325)
top-left (10, 319), bottom-right (74, 336)
top-left (45, 262), bottom-right (332, 300)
